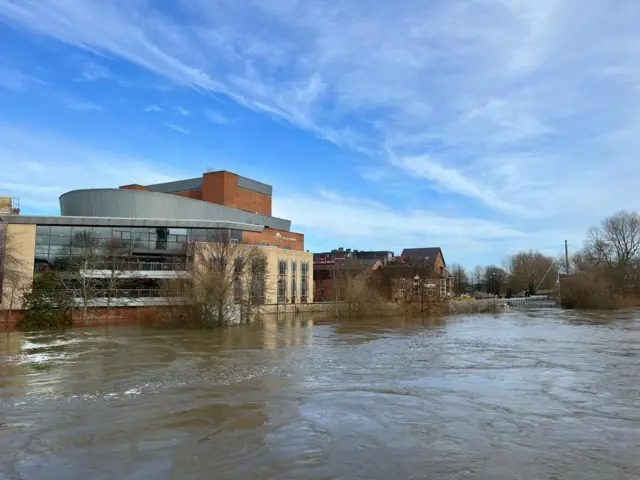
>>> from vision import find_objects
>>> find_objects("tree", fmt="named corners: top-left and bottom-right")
top-left (189, 238), bottom-right (269, 326)
top-left (584, 210), bottom-right (640, 292)
top-left (483, 265), bottom-right (507, 295)
top-left (20, 270), bottom-right (73, 329)
top-left (61, 231), bottom-right (105, 324)
top-left (471, 265), bottom-right (485, 291)
top-left (449, 264), bottom-right (469, 295)
top-left (505, 250), bottom-right (556, 295)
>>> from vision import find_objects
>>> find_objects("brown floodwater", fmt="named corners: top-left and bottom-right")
top-left (1, 310), bottom-right (639, 479)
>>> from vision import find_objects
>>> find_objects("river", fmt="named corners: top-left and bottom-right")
top-left (1, 309), bottom-right (639, 479)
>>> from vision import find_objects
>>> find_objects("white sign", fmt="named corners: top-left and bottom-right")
top-left (276, 232), bottom-right (297, 242)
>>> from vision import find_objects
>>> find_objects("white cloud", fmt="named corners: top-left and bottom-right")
top-left (65, 98), bottom-right (104, 111)
top-left (204, 109), bottom-right (232, 125)
top-left (0, 68), bottom-right (45, 90)
top-left (165, 123), bottom-right (190, 134)
top-left (175, 106), bottom-right (191, 116)
top-left (76, 61), bottom-right (113, 82)
top-left (144, 104), bottom-right (163, 112)
top-left (0, 124), bottom-right (183, 212)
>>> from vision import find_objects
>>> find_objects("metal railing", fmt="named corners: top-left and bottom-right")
top-left (86, 261), bottom-right (189, 272)
top-left (62, 288), bottom-right (189, 299)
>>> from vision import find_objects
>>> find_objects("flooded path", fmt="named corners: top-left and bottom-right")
top-left (1, 310), bottom-right (639, 479)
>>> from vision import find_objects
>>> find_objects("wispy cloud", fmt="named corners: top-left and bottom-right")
top-left (0, 68), bottom-right (45, 90)
top-left (175, 106), bottom-right (191, 116)
top-left (0, 124), bottom-right (182, 211)
top-left (65, 98), bottom-right (104, 112)
top-left (144, 104), bottom-right (163, 112)
top-left (204, 109), bottom-right (233, 125)
top-left (165, 123), bottom-right (190, 134)
top-left (2, 0), bottom-right (640, 256)
top-left (75, 61), bottom-right (113, 82)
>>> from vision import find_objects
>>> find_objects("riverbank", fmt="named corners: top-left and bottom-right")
top-left (1, 298), bottom-right (504, 332)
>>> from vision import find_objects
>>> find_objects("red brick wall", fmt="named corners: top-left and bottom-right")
top-left (120, 184), bottom-right (149, 191)
top-left (202, 171), bottom-right (272, 215)
top-left (1, 307), bottom-right (160, 332)
top-left (173, 189), bottom-right (202, 200)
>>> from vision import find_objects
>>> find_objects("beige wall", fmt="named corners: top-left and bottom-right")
top-left (192, 243), bottom-right (313, 305)
top-left (261, 246), bottom-right (313, 304)
top-left (1, 224), bottom-right (36, 310)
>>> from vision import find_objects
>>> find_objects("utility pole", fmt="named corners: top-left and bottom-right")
top-left (564, 240), bottom-right (570, 276)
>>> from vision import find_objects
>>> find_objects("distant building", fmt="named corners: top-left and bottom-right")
top-left (373, 247), bottom-right (452, 300)
top-left (313, 248), bottom-right (394, 301)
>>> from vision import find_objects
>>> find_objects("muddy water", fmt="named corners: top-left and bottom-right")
top-left (1, 310), bottom-right (639, 479)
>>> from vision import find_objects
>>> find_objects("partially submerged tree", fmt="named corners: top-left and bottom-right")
top-left (186, 239), bottom-right (269, 326)
top-left (20, 270), bottom-right (73, 329)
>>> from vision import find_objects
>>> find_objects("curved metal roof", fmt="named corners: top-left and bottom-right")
top-left (59, 189), bottom-right (291, 231)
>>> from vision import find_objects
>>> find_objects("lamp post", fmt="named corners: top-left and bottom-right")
top-left (492, 272), bottom-right (496, 296)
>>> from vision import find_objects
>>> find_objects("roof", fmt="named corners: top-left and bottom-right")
top-left (400, 247), bottom-right (446, 267)
top-left (0, 215), bottom-right (264, 231)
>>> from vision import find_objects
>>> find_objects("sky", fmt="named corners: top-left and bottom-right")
top-left (0, 0), bottom-right (639, 269)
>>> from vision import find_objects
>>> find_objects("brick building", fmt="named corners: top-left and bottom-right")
top-left (120, 170), bottom-right (304, 250)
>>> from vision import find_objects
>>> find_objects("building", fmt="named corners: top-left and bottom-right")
top-left (119, 170), bottom-right (304, 250)
top-left (0, 171), bottom-right (312, 313)
top-left (373, 247), bottom-right (452, 300)
top-left (313, 248), bottom-right (394, 301)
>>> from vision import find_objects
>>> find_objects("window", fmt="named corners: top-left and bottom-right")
top-left (301, 262), bottom-right (309, 302)
top-left (291, 261), bottom-right (297, 303)
top-left (250, 257), bottom-right (266, 305)
top-left (277, 259), bottom-right (287, 303)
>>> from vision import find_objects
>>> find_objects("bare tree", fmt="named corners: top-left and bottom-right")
top-left (449, 264), bottom-right (469, 295)
top-left (505, 250), bottom-right (556, 294)
top-left (471, 265), bottom-right (485, 291)
top-left (189, 239), bottom-right (269, 326)
top-left (483, 265), bottom-right (508, 295)
top-left (584, 210), bottom-right (640, 292)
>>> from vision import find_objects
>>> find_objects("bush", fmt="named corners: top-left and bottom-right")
top-left (19, 270), bottom-right (73, 330)
top-left (560, 275), bottom-right (619, 310)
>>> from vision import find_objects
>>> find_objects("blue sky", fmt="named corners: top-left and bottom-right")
top-left (1, 0), bottom-right (639, 269)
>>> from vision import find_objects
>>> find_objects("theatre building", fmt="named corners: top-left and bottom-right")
top-left (0, 171), bottom-right (312, 313)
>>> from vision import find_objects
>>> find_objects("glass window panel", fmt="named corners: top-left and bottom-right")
top-left (169, 228), bottom-right (187, 236)
top-left (49, 244), bottom-right (70, 259)
top-left (71, 226), bottom-right (92, 237)
top-left (49, 235), bottom-right (71, 246)
top-left (50, 226), bottom-right (71, 236)
top-left (36, 225), bottom-right (50, 235)
top-left (35, 235), bottom-right (49, 246)
top-left (92, 227), bottom-right (112, 239)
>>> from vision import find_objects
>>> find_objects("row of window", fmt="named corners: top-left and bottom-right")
top-left (277, 260), bottom-right (310, 303)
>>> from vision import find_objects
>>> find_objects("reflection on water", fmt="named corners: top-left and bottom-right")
top-left (1, 311), bottom-right (639, 479)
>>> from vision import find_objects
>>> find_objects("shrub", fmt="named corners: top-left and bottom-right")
top-left (19, 270), bottom-right (73, 330)
top-left (560, 275), bottom-right (619, 310)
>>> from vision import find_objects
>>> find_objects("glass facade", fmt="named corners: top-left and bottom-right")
top-left (301, 261), bottom-right (309, 302)
top-left (34, 225), bottom-right (242, 271)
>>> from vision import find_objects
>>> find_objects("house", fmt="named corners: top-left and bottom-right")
top-left (372, 247), bottom-right (452, 300)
